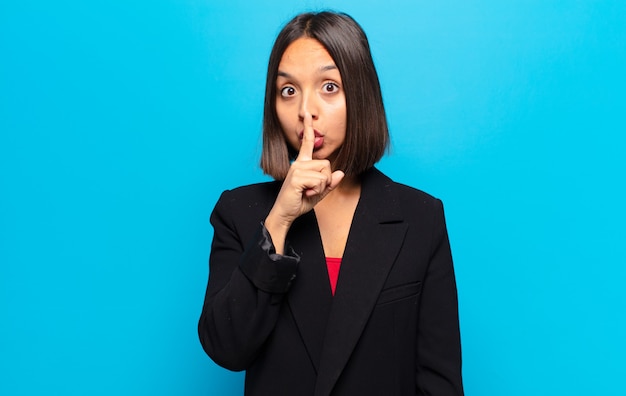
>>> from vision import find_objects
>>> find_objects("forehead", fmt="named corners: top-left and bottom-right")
top-left (278, 37), bottom-right (336, 71)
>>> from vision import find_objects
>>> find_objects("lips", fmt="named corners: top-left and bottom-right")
top-left (299, 130), bottom-right (324, 150)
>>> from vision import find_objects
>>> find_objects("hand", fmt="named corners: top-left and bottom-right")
top-left (265, 112), bottom-right (345, 253)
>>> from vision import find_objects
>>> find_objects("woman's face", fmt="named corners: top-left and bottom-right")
top-left (275, 37), bottom-right (347, 162)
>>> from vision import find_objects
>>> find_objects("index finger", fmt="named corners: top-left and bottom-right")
top-left (296, 111), bottom-right (314, 161)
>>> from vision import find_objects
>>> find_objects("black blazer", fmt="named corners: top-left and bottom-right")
top-left (198, 168), bottom-right (463, 395)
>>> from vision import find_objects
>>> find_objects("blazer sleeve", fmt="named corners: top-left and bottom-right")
top-left (416, 199), bottom-right (464, 395)
top-left (198, 190), bottom-right (299, 371)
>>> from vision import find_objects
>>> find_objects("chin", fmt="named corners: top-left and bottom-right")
top-left (314, 150), bottom-right (338, 162)
top-left (312, 152), bottom-right (328, 160)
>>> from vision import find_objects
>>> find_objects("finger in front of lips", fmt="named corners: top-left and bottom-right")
top-left (297, 111), bottom-right (315, 161)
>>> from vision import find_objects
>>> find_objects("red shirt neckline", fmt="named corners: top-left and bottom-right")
top-left (325, 257), bottom-right (342, 296)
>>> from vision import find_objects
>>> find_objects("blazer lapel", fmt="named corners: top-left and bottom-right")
top-left (313, 168), bottom-right (408, 396)
top-left (286, 210), bottom-right (334, 372)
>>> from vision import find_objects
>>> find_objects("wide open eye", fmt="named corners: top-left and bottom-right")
top-left (280, 86), bottom-right (296, 97)
top-left (322, 82), bottom-right (340, 93)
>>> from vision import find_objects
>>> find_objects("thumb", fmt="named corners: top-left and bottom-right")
top-left (327, 170), bottom-right (345, 191)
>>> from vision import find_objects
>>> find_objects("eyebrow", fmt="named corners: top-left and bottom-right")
top-left (277, 64), bottom-right (338, 78)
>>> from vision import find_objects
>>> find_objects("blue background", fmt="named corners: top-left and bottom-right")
top-left (1, 0), bottom-right (625, 395)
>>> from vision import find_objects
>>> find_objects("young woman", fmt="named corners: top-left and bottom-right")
top-left (198, 11), bottom-right (464, 396)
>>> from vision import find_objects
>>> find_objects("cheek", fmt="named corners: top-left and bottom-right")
top-left (275, 107), bottom-right (299, 149)
top-left (330, 104), bottom-right (348, 136)
top-left (328, 96), bottom-right (347, 123)
top-left (275, 103), bottom-right (293, 129)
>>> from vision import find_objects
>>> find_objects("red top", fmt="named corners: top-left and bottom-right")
top-left (325, 257), bottom-right (342, 296)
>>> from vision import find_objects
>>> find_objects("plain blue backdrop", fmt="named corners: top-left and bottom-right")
top-left (1, 0), bottom-right (625, 395)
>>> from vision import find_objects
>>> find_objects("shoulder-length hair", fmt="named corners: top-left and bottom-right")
top-left (260, 11), bottom-right (389, 180)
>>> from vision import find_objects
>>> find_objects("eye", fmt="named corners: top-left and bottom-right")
top-left (280, 86), bottom-right (296, 97)
top-left (322, 82), bottom-right (340, 93)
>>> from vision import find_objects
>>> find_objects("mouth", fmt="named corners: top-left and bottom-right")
top-left (299, 129), bottom-right (324, 150)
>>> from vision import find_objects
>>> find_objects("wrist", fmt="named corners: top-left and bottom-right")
top-left (264, 211), bottom-right (291, 255)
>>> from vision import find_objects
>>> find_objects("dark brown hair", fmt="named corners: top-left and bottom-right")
top-left (260, 11), bottom-right (389, 179)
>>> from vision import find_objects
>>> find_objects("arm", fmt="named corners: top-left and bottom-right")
top-left (416, 199), bottom-right (464, 395)
top-left (197, 190), bottom-right (299, 371)
top-left (199, 113), bottom-right (343, 371)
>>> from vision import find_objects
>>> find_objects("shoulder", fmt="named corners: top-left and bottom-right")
top-left (217, 180), bottom-right (282, 206)
top-left (392, 183), bottom-right (444, 227)
top-left (391, 180), bottom-right (438, 203)
top-left (363, 168), bottom-right (442, 208)
top-left (360, 168), bottom-right (446, 233)
top-left (364, 169), bottom-right (449, 246)
top-left (211, 180), bottom-right (282, 227)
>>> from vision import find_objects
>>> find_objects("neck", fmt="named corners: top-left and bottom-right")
top-left (323, 174), bottom-right (361, 203)
top-left (338, 172), bottom-right (361, 191)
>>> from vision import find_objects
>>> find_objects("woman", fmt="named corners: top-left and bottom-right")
top-left (198, 11), bottom-right (464, 396)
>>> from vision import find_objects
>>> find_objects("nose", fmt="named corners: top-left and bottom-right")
top-left (298, 89), bottom-right (319, 121)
